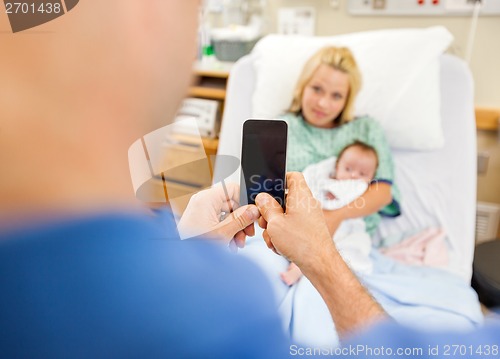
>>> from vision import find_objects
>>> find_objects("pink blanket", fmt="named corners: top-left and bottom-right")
top-left (380, 227), bottom-right (448, 268)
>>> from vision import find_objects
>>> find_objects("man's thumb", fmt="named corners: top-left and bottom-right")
top-left (255, 193), bottom-right (284, 222)
top-left (217, 205), bottom-right (260, 238)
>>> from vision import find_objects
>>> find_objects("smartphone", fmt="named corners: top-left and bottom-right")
top-left (240, 119), bottom-right (288, 209)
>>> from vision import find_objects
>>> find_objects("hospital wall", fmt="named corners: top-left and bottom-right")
top-left (264, 0), bottom-right (500, 228)
top-left (264, 0), bottom-right (500, 107)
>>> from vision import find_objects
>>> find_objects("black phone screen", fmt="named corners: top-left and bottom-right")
top-left (240, 119), bottom-right (287, 209)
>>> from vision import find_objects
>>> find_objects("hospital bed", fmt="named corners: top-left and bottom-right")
top-left (213, 31), bottom-right (482, 346)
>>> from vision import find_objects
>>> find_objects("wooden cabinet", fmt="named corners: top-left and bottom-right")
top-left (189, 61), bottom-right (233, 156)
top-left (146, 62), bottom-right (234, 216)
top-left (476, 107), bottom-right (500, 131)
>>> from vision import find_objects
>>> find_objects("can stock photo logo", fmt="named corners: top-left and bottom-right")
top-left (3, 0), bottom-right (79, 33)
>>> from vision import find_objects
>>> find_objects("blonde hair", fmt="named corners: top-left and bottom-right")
top-left (289, 47), bottom-right (362, 124)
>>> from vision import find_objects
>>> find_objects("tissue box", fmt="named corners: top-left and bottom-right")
top-left (212, 38), bottom-right (259, 62)
top-left (210, 25), bottom-right (261, 62)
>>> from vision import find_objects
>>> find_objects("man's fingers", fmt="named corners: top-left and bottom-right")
top-left (219, 182), bottom-right (240, 206)
top-left (286, 172), bottom-right (307, 188)
top-left (285, 172), bottom-right (315, 213)
top-left (197, 183), bottom-right (239, 210)
top-left (258, 216), bottom-right (267, 229)
top-left (215, 205), bottom-right (260, 239)
top-left (255, 194), bottom-right (283, 256)
top-left (243, 222), bottom-right (255, 237)
top-left (221, 200), bottom-right (238, 213)
top-left (233, 231), bottom-right (246, 249)
top-left (262, 230), bottom-right (278, 255)
top-left (255, 193), bottom-right (284, 223)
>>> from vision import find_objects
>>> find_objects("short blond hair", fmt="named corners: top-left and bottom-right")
top-left (289, 47), bottom-right (362, 124)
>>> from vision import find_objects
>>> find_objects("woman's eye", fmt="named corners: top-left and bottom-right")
top-left (332, 93), bottom-right (343, 100)
top-left (312, 86), bottom-right (322, 94)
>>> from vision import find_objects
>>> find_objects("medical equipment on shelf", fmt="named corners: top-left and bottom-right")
top-left (174, 98), bottom-right (221, 138)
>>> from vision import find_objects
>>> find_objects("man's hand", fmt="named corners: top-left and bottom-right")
top-left (255, 172), bottom-right (334, 273)
top-left (256, 172), bottom-right (387, 335)
top-left (177, 183), bottom-right (260, 249)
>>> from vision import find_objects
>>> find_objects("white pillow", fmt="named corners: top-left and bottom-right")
top-left (251, 27), bottom-right (453, 150)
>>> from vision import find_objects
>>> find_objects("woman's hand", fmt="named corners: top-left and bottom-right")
top-left (322, 207), bottom-right (347, 236)
top-left (177, 183), bottom-right (260, 249)
top-left (323, 181), bottom-right (392, 235)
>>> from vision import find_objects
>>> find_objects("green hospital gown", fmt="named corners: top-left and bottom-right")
top-left (281, 112), bottom-right (401, 235)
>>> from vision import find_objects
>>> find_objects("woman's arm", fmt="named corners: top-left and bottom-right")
top-left (323, 182), bottom-right (392, 235)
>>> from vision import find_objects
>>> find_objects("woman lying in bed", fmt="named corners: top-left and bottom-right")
top-left (239, 46), bottom-right (482, 347)
top-left (273, 47), bottom-right (402, 345)
top-left (279, 46), bottom-right (401, 235)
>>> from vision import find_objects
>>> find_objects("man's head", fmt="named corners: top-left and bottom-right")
top-left (0, 0), bottom-right (200, 218)
top-left (335, 142), bottom-right (378, 183)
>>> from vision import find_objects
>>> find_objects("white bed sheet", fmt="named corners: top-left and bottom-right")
top-left (373, 54), bottom-right (476, 281)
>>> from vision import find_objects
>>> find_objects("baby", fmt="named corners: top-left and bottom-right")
top-left (281, 141), bottom-right (378, 286)
top-left (324, 141), bottom-right (378, 202)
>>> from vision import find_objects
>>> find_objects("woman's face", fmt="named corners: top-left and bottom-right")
top-left (301, 64), bottom-right (350, 128)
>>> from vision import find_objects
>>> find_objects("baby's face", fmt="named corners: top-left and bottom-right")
top-left (335, 147), bottom-right (377, 183)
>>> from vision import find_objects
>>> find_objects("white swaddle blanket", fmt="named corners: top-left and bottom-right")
top-left (302, 157), bottom-right (368, 211)
top-left (302, 157), bottom-right (372, 274)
